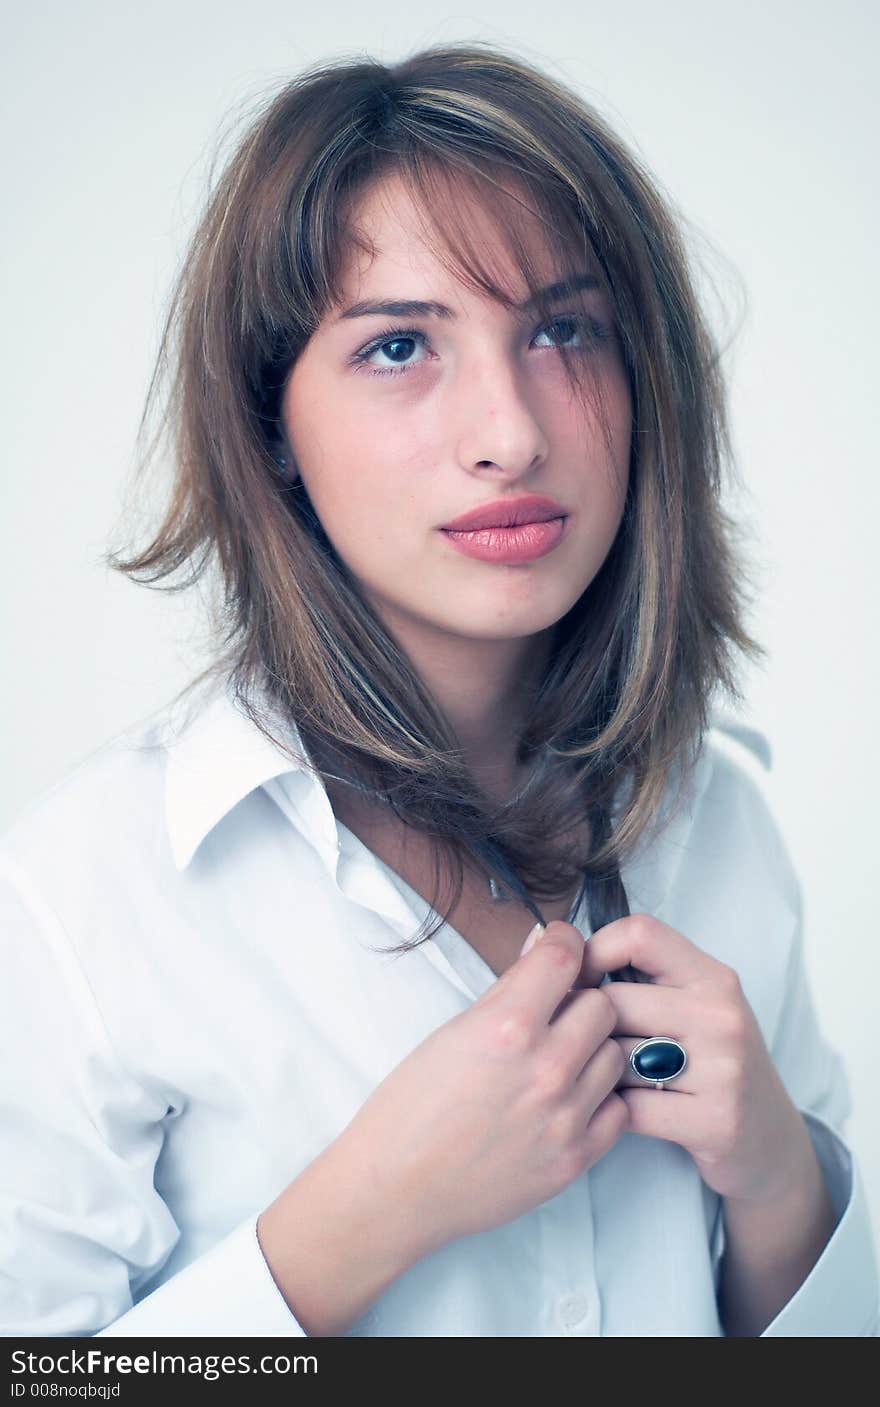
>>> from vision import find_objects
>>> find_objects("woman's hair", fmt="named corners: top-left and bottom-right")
top-left (106, 40), bottom-right (765, 952)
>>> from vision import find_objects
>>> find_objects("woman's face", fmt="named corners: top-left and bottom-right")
top-left (279, 173), bottom-right (632, 655)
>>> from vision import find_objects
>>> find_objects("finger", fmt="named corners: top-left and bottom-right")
top-left (571, 935), bottom-right (609, 990)
top-left (578, 913), bottom-right (712, 989)
top-left (601, 981), bottom-right (692, 1039)
top-left (549, 984), bottom-right (619, 1078)
top-left (478, 920), bottom-right (587, 1025)
top-left (618, 1086), bottom-right (701, 1145)
top-left (570, 1032), bottom-right (628, 1118)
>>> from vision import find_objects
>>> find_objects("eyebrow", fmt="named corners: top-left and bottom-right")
top-left (333, 273), bottom-right (600, 322)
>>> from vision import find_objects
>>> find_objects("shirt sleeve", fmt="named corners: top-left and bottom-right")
top-left (723, 876), bottom-right (879, 1337)
top-left (0, 849), bottom-right (309, 1338)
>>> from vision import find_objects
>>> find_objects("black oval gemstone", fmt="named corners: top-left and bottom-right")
top-left (632, 1040), bottom-right (685, 1081)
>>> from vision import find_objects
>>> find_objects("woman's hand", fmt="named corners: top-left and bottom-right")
top-left (579, 913), bottom-right (818, 1205)
top-left (335, 923), bottom-right (628, 1262)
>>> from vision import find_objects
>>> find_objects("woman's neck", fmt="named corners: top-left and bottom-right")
top-left (370, 602), bottom-right (554, 792)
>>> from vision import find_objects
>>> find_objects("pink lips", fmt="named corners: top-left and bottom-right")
top-left (440, 516), bottom-right (569, 564)
top-left (438, 492), bottom-right (570, 564)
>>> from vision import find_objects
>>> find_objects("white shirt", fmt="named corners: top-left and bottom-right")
top-left (1, 675), bottom-right (877, 1338)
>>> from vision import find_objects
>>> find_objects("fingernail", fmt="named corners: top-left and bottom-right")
top-left (520, 922), bottom-right (546, 956)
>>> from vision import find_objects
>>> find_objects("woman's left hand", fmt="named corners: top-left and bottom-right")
top-left (575, 913), bottom-right (817, 1205)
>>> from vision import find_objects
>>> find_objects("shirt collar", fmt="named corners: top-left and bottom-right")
top-left (707, 711), bottom-right (772, 770)
top-left (163, 675), bottom-right (329, 872)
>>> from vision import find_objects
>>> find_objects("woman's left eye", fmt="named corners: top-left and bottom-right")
top-left (351, 316), bottom-right (609, 379)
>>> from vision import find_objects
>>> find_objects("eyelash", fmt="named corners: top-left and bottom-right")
top-left (351, 315), bottom-right (610, 379)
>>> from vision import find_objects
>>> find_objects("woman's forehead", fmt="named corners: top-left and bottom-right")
top-left (332, 169), bottom-right (593, 312)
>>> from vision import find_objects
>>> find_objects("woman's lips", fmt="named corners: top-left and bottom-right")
top-left (439, 515), bottom-right (569, 563)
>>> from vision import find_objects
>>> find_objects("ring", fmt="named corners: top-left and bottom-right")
top-left (629, 1037), bottom-right (687, 1090)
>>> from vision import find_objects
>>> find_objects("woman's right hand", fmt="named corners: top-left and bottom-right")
top-left (336, 920), bottom-right (629, 1263)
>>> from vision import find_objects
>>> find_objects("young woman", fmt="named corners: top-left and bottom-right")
top-left (2, 42), bottom-right (876, 1339)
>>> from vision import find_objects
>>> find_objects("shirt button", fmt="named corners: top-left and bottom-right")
top-left (557, 1292), bottom-right (590, 1327)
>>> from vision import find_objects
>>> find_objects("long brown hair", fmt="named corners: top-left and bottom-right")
top-left (106, 41), bottom-right (765, 955)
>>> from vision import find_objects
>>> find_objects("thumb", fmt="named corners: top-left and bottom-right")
top-left (530, 920), bottom-right (605, 991)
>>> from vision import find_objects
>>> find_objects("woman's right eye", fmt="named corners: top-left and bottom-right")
top-left (352, 324), bottom-right (430, 378)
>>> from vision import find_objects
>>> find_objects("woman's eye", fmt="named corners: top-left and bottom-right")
top-left (351, 316), bottom-right (609, 379)
top-left (532, 316), bottom-right (598, 349)
top-left (354, 325), bottom-right (428, 378)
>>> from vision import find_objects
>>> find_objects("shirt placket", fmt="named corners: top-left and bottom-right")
top-left (536, 1174), bottom-right (602, 1335)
